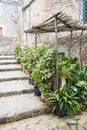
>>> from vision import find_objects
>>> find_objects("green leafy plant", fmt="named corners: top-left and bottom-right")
top-left (59, 57), bottom-right (79, 85)
top-left (31, 46), bottom-right (56, 93)
top-left (75, 81), bottom-right (87, 101)
top-left (75, 66), bottom-right (87, 82)
top-left (45, 87), bottom-right (81, 116)
top-left (14, 43), bottom-right (22, 56)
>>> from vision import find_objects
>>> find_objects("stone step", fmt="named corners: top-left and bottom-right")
top-left (0, 60), bottom-right (17, 65)
top-left (0, 70), bottom-right (28, 82)
top-left (0, 80), bottom-right (34, 97)
top-left (1, 112), bottom-right (87, 130)
top-left (0, 94), bottom-right (46, 124)
top-left (0, 56), bottom-right (15, 60)
top-left (0, 114), bottom-right (69, 130)
top-left (0, 64), bottom-right (22, 71)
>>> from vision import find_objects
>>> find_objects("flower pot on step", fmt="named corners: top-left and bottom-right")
top-left (55, 107), bottom-right (66, 117)
top-left (34, 86), bottom-right (41, 96)
top-left (44, 98), bottom-right (51, 107)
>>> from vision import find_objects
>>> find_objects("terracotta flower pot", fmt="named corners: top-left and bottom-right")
top-left (44, 98), bottom-right (51, 107)
top-left (25, 69), bottom-right (29, 74)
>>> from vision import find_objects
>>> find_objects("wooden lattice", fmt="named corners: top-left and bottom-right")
top-left (24, 11), bottom-right (87, 34)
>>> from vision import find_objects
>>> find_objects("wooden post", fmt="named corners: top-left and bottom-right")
top-left (35, 28), bottom-right (37, 47)
top-left (79, 30), bottom-right (83, 66)
top-left (26, 33), bottom-right (28, 45)
top-left (68, 30), bottom-right (73, 57)
top-left (54, 16), bottom-right (59, 90)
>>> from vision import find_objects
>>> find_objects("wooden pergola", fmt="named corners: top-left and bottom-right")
top-left (24, 11), bottom-right (87, 90)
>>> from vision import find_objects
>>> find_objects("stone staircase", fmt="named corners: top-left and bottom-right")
top-left (0, 56), bottom-right (87, 130)
top-left (0, 56), bottom-right (46, 124)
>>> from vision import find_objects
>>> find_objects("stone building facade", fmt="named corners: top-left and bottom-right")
top-left (0, 1), bottom-right (22, 55)
top-left (22, 0), bottom-right (87, 66)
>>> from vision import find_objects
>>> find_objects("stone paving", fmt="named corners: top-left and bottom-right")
top-left (0, 112), bottom-right (87, 130)
top-left (0, 55), bottom-right (87, 130)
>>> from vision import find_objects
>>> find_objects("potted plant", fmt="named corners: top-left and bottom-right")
top-left (14, 43), bottom-right (22, 57)
top-left (34, 85), bottom-right (41, 96)
top-left (59, 57), bottom-right (79, 88)
top-left (45, 86), bottom-right (81, 117)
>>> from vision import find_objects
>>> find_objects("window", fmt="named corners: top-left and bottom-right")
top-left (83, 0), bottom-right (87, 23)
top-left (0, 27), bottom-right (3, 36)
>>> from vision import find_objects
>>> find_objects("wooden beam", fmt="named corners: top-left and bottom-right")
top-left (35, 28), bottom-right (37, 47)
top-left (22, 0), bottom-right (35, 11)
top-left (79, 30), bottom-right (83, 66)
top-left (68, 30), bottom-right (73, 56)
top-left (26, 33), bottom-right (28, 46)
top-left (55, 16), bottom-right (59, 90)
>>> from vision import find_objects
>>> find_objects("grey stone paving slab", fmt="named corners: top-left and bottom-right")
top-left (0, 94), bottom-right (46, 124)
top-left (0, 71), bottom-right (28, 82)
top-left (0, 60), bottom-right (17, 65)
top-left (0, 112), bottom-right (87, 130)
top-left (0, 56), bottom-right (15, 60)
top-left (0, 64), bottom-right (21, 71)
top-left (0, 114), bottom-right (70, 130)
top-left (0, 80), bottom-right (34, 97)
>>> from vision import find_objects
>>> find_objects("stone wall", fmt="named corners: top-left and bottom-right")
top-left (23, 0), bottom-right (87, 65)
top-left (0, 3), bottom-right (20, 37)
top-left (23, 0), bottom-right (83, 28)
top-left (57, 32), bottom-right (87, 66)
top-left (23, 0), bottom-right (84, 46)
top-left (0, 36), bottom-right (18, 55)
top-left (0, 2), bottom-right (21, 55)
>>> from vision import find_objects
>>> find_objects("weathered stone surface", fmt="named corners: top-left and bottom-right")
top-left (0, 60), bottom-right (17, 65)
top-left (0, 80), bottom-right (34, 97)
top-left (0, 70), bottom-right (28, 82)
top-left (0, 64), bottom-right (21, 71)
top-left (78, 114), bottom-right (87, 128)
top-left (0, 115), bottom-right (68, 130)
top-left (23, 0), bottom-right (87, 66)
top-left (0, 39), bottom-right (14, 55)
top-left (0, 112), bottom-right (87, 130)
top-left (0, 56), bottom-right (15, 60)
top-left (0, 1), bottom-right (20, 55)
top-left (77, 125), bottom-right (84, 130)
top-left (58, 120), bottom-right (70, 130)
top-left (0, 94), bottom-right (46, 124)
top-left (70, 125), bottom-right (77, 130)
top-left (65, 119), bottom-right (77, 125)
top-left (65, 112), bottom-right (87, 130)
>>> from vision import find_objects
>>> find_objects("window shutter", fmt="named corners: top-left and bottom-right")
top-left (83, 0), bottom-right (87, 23)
